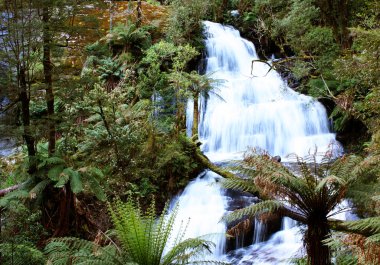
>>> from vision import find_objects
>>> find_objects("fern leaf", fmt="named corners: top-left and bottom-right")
top-left (29, 179), bottom-right (51, 199)
top-left (48, 164), bottom-right (65, 181)
top-left (46, 156), bottom-right (66, 165)
top-left (222, 200), bottom-right (282, 224)
top-left (315, 175), bottom-right (346, 192)
top-left (70, 170), bottom-right (83, 194)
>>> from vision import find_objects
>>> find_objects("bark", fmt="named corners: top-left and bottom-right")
top-left (0, 183), bottom-right (24, 197)
top-left (306, 217), bottom-right (331, 265)
top-left (315, 0), bottom-right (351, 48)
top-left (191, 93), bottom-right (199, 136)
top-left (190, 136), bottom-right (238, 179)
top-left (52, 184), bottom-right (75, 237)
top-left (136, 0), bottom-right (142, 27)
top-left (97, 100), bottom-right (122, 166)
top-left (42, 7), bottom-right (56, 155)
top-left (19, 67), bottom-right (36, 173)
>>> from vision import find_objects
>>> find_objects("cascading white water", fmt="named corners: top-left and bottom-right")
top-left (196, 21), bottom-right (341, 162)
top-left (165, 171), bottom-right (227, 258)
top-left (169, 21), bottom-right (343, 263)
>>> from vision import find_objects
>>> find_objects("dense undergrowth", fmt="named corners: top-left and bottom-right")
top-left (0, 0), bottom-right (379, 264)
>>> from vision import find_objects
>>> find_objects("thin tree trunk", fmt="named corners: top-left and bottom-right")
top-left (136, 0), bottom-right (142, 27)
top-left (315, 0), bottom-right (351, 48)
top-left (192, 93), bottom-right (199, 136)
top-left (42, 7), bottom-right (56, 155)
top-left (97, 100), bottom-right (122, 165)
top-left (19, 66), bottom-right (36, 173)
top-left (0, 182), bottom-right (25, 197)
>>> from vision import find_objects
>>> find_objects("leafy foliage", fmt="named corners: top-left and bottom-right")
top-left (221, 149), bottom-right (365, 264)
top-left (45, 198), bottom-right (226, 265)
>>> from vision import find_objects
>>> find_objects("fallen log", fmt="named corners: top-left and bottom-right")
top-left (0, 182), bottom-right (23, 197)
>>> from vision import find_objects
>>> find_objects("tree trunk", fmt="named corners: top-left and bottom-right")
top-left (19, 66), bottom-right (36, 173)
top-left (306, 217), bottom-right (331, 265)
top-left (42, 7), bottom-right (56, 155)
top-left (315, 0), bottom-right (351, 48)
top-left (52, 184), bottom-right (75, 237)
top-left (136, 0), bottom-right (142, 27)
top-left (192, 93), bottom-right (199, 136)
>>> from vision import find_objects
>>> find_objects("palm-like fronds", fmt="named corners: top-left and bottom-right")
top-left (221, 148), bottom-right (367, 264)
top-left (222, 200), bottom-right (282, 224)
top-left (45, 237), bottom-right (126, 265)
top-left (45, 198), bottom-right (228, 265)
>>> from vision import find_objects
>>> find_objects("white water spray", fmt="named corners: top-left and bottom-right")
top-left (168, 21), bottom-right (343, 263)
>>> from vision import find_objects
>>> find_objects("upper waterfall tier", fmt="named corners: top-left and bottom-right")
top-left (197, 21), bottom-right (341, 161)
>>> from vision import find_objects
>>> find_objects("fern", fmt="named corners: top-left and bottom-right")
top-left (0, 243), bottom-right (45, 265)
top-left (45, 198), bottom-right (227, 265)
top-left (222, 200), bottom-right (282, 224)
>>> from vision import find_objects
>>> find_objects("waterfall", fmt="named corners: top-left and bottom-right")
top-left (168, 21), bottom-right (342, 263)
top-left (165, 171), bottom-right (227, 258)
top-left (198, 21), bottom-right (341, 162)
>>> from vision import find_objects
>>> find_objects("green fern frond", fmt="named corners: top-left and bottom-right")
top-left (48, 164), bottom-right (65, 181)
top-left (45, 237), bottom-right (124, 265)
top-left (221, 178), bottom-right (258, 194)
top-left (162, 237), bottom-right (215, 265)
top-left (222, 200), bottom-right (281, 224)
top-left (344, 217), bottom-right (380, 235)
top-left (315, 175), bottom-right (346, 193)
top-left (29, 179), bottom-right (51, 199)
top-left (331, 155), bottom-right (363, 182)
top-left (88, 177), bottom-right (107, 201)
top-left (0, 189), bottom-right (29, 207)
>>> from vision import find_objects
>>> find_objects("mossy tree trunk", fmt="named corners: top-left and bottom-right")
top-left (192, 92), bottom-right (199, 136)
top-left (42, 6), bottom-right (56, 155)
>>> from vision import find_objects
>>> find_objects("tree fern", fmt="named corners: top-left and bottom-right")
top-left (221, 149), bottom-right (371, 265)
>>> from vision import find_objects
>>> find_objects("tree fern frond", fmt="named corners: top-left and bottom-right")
top-left (221, 178), bottom-right (258, 194)
top-left (45, 237), bottom-right (124, 265)
top-left (0, 189), bottom-right (29, 207)
top-left (222, 200), bottom-right (281, 224)
top-left (331, 155), bottom-right (363, 182)
top-left (162, 237), bottom-right (215, 265)
top-left (29, 179), bottom-right (51, 199)
top-left (69, 169), bottom-right (83, 194)
top-left (48, 164), bottom-right (65, 181)
top-left (315, 175), bottom-right (346, 193)
top-left (344, 217), bottom-right (380, 235)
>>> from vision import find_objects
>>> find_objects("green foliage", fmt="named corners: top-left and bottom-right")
top-left (323, 234), bottom-right (358, 265)
top-left (165, 0), bottom-right (211, 47)
top-left (221, 149), bottom-right (366, 264)
top-left (85, 41), bottom-right (111, 58)
top-left (0, 243), bottom-right (45, 265)
top-left (45, 198), bottom-right (225, 265)
top-left (0, 201), bottom-right (46, 265)
top-left (106, 23), bottom-right (154, 55)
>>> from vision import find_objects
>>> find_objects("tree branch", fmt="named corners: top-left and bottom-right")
top-left (0, 182), bottom-right (24, 197)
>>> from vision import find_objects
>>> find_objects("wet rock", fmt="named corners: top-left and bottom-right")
top-left (272, 155), bottom-right (281, 162)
